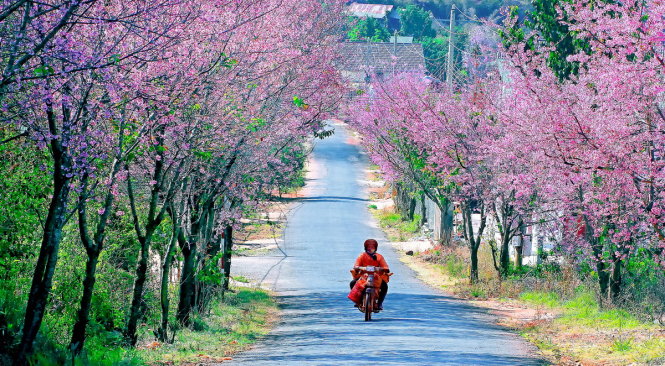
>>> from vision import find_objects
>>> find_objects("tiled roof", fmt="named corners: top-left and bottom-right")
top-left (347, 3), bottom-right (394, 18)
top-left (338, 42), bottom-right (425, 76)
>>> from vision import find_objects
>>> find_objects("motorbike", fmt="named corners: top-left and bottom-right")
top-left (348, 266), bottom-right (392, 321)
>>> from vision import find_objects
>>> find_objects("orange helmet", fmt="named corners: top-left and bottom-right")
top-left (363, 239), bottom-right (378, 251)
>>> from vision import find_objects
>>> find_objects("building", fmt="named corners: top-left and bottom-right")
top-left (347, 2), bottom-right (395, 19)
top-left (337, 41), bottom-right (425, 86)
top-left (346, 2), bottom-right (400, 30)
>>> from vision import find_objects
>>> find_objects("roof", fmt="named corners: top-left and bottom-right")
top-left (347, 2), bottom-right (394, 19)
top-left (337, 42), bottom-right (425, 77)
top-left (389, 36), bottom-right (413, 44)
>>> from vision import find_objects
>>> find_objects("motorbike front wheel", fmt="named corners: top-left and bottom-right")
top-left (363, 292), bottom-right (372, 321)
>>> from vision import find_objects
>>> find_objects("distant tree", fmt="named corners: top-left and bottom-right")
top-left (499, 1), bottom-right (590, 81)
top-left (526, 0), bottom-right (590, 80)
top-left (421, 36), bottom-right (448, 77)
top-left (348, 17), bottom-right (391, 42)
top-left (400, 4), bottom-right (436, 39)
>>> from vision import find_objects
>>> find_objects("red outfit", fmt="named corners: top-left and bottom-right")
top-left (353, 252), bottom-right (390, 283)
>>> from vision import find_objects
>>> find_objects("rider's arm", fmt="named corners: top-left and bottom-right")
top-left (353, 253), bottom-right (364, 268)
top-left (378, 254), bottom-right (389, 271)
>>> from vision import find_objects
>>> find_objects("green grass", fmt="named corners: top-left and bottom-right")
top-left (612, 338), bottom-right (633, 352)
top-left (519, 291), bottom-right (560, 308)
top-left (138, 287), bottom-right (277, 364)
top-left (374, 210), bottom-right (422, 240)
top-left (378, 212), bottom-right (401, 227)
top-left (232, 275), bottom-right (251, 283)
top-left (398, 214), bottom-right (422, 234)
top-left (470, 287), bottom-right (486, 298)
top-left (629, 337), bottom-right (665, 363)
top-left (443, 255), bottom-right (465, 278)
top-left (518, 290), bottom-right (643, 329)
top-left (367, 204), bottom-right (378, 210)
top-left (558, 292), bottom-right (642, 329)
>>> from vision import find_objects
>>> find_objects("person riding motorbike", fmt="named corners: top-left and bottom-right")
top-left (350, 239), bottom-right (390, 310)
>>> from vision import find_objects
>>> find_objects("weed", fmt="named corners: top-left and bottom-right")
top-left (368, 204), bottom-right (378, 210)
top-left (612, 338), bottom-right (633, 352)
top-left (470, 287), bottom-right (486, 298)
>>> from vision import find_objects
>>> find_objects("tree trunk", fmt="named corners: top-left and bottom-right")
top-left (157, 226), bottom-right (179, 342)
top-left (16, 169), bottom-right (70, 364)
top-left (516, 223), bottom-right (525, 269)
top-left (69, 249), bottom-right (100, 355)
top-left (195, 203), bottom-right (218, 314)
top-left (440, 199), bottom-right (454, 245)
top-left (126, 234), bottom-right (153, 346)
top-left (462, 199), bottom-right (486, 285)
top-left (222, 225), bottom-right (233, 292)
top-left (177, 232), bottom-right (197, 326)
top-left (610, 259), bottom-right (622, 304)
top-left (419, 193), bottom-right (427, 226)
top-left (470, 244), bottom-right (479, 284)
top-left (596, 260), bottom-right (610, 304)
top-left (16, 102), bottom-right (73, 364)
top-left (514, 245), bottom-right (523, 270)
top-left (395, 183), bottom-right (415, 221)
top-left (499, 235), bottom-right (510, 278)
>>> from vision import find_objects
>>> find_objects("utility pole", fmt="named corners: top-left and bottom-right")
top-left (446, 5), bottom-right (455, 87)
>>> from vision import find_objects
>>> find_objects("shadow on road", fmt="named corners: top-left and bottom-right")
top-left (228, 291), bottom-right (548, 365)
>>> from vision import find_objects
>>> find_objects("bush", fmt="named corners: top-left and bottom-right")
top-left (444, 254), bottom-right (466, 278)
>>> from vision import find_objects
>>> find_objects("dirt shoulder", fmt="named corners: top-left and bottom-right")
top-left (399, 253), bottom-right (665, 366)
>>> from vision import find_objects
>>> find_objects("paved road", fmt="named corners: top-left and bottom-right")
top-left (225, 124), bottom-right (546, 366)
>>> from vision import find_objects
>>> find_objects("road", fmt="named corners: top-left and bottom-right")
top-left (225, 123), bottom-right (546, 365)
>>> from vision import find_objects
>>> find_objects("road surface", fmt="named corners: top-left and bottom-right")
top-left (225, 123), bottom-right (546, 365)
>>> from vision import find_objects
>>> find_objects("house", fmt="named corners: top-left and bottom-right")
top-left (337, 41), bottom-right (425, 85)
top-left (347, 2), bottom-right (395, 19)
top-left (346, 2), bottom-right (400, 30)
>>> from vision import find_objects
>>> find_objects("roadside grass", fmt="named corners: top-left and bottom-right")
top-left (232, 275), bottom-right (251, 283)
top-left (370, 207), bottom-right (422, 241)
top-left (411, 252), bottom-right (665, 365)
top-left (21, 287), bottom-right (277, 366)
top-left (138, 287), bottom-right (277, 364)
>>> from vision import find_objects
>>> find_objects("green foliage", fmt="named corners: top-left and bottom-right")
top-left (292, 95), bottom-right (307, 108)
top-left (199, 253), bottom-right (225, 285)
top-left (347, 17), bottom-right (390, 42)
top-left (443, 255), bottom-right (466, 278)
top-left (33, 64), bottom-right (54, 77)
top-left (368, 204), bottom-right (378, 210)
top-left (421, 36), bottom-right (448, 77)
top-left (400, 5), bottom-right (435, 39)
top-left (500, 1), bottom-right (591, 81)
top-left (379, 212), bottom-right (402, 227)
top-left (526, 0), bottom-right (591, 80)
top-left (469, 286), bottom-right (486, 298)
top-left (612, 338), bottom-right (633, 352)
top-left (399, 214), bottom-right (422, 233)
top-left (520, 291), bottom-right (559, 308)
